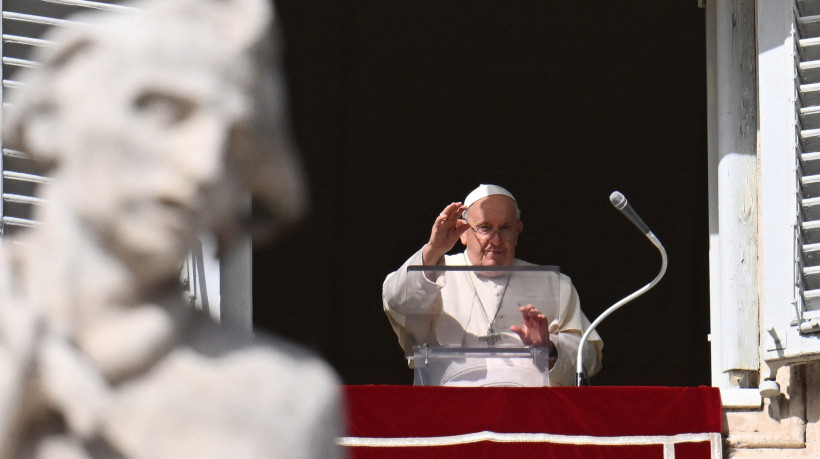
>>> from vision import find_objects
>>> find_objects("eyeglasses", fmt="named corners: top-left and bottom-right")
top-left (463, 221), bottom-right (520, 241)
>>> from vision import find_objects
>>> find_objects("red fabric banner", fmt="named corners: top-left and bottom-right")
top-left (342, 385), bottom-right (722, 459)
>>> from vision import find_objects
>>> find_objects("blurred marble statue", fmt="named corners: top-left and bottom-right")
top-left (0, 0), bottom-right (343, 457)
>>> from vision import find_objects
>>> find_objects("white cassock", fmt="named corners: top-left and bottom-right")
top-left (382, 248), bottom-right (603, 387)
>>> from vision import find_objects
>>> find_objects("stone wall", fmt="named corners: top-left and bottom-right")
top-left (724, 363), bottom-right (820, 457)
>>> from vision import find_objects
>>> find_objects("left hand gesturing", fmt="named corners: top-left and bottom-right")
top-left (510, 304), bottom-right (554, 350)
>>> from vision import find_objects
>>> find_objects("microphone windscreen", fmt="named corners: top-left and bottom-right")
top-left (609, 191), bottom-right (627, 210)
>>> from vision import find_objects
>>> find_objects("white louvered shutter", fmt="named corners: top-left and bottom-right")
top-left (761, 0), bottom-right (820, 365)
top-left (795, 1), bottom-right (820, 337)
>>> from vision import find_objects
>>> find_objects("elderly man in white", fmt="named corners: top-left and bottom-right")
top-left (383, 184), bottom-right (603, 387)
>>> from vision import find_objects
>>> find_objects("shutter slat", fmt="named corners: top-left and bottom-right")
top-left (800, 104), bottom-right (820, 130)
top-left (3, 171), bottom-right (51, 184)
top-left (2, 11), bottom-right (77, 27)
top-left (800, 82), bottom-right (820, 106)
top-left (801, 152), bottom-right (820, 177)
top-left (799, 0), bottom-right (820, 18)
top-left (799, 14), bottom-right (820, 38)
top-left (802, 219), bottom-right (820, 244)
top-left (3, 57), bottom-right (40, 69)
top-left (2, 34), bottom-right (53, 47)
top-left (2, 148), bottom-right (32, 159)
top-left (799, 59), bottom-right (820, 83)
top-left (38, 0), bottom-right (132, 12)
top-left (801, 173), bottom-right (820, 198)
top-left (802, 288), bottom-right (820, 310)
top-left (1, 193), bottom-right (45, 206)
top-left (804, 264), bottom-right (820, 290)
top-left (1, 216), bottom-right (41, 228)
top-left (802, 197), bottom-right (820, 226)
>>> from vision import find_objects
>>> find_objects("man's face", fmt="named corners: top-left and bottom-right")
top-left (459, 195), bottom-right (523, 266)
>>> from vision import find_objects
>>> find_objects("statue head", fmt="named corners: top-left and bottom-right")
top-left (3, 0), bottom-right (305, 282)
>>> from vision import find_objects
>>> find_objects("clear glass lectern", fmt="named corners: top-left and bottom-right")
top-left (403, 264), bottom-right (561, 387)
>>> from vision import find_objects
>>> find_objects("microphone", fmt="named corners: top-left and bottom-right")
top-left (576, 191), bottom-right (668, 386)
top-left (609, 191), bottom-right (650, 234)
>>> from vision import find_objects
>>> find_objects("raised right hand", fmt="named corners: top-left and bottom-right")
top-left (422, 202), bottom-right (469, 264)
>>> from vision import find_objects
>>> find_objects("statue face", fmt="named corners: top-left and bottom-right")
top-left (48, 41), bottom-right (256, 276)
top-left (8, 0), bottom-right (306, 284)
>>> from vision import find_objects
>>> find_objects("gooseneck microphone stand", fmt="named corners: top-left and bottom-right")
top-left (576, 192), bottom-right (668, 386)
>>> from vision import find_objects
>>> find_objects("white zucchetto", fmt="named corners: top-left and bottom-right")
top-left (464, 184), bottom-right (516, 208)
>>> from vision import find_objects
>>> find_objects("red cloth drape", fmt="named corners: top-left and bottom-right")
top-left (342, 385), bottom-right (722, 459)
